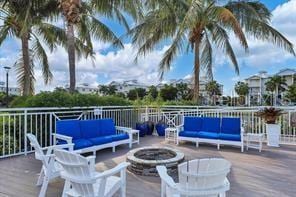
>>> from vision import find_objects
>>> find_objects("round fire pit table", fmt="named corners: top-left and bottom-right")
top-left (126, 146), bottom-right (185, 177)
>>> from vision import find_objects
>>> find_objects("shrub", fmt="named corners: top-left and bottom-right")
top-left (10, 91), bottom-right (131, 108)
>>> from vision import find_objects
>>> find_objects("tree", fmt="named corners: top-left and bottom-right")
top-left (176, 83), bottom-right (191, 100)
top-left (0, 0), bottom-right (64, 95)
top-left (130, 0), bottom-right (295, 102)
top-left (127, 88), bottom-right (146, 100)
top-left (159, 84), bottom-right (178, 101)
top-left (285, 84), bottom-right (296, 103)
top-left (147, 86), bottom-right (158, 99)
top-left (205, 81), bottom-right (221, 105)
top-left (59, 0), bottom-right (142, 93)
top-left (265, 76), bottom-right (287, 105)
top-left (99, 85), bottom-right (117, 96)
top-left (235, 81), bottom-right (249, 105)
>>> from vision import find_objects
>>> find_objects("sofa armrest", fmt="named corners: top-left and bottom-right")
top-left (176, 125), bottom-right (184, 133)
top-left (52, 133), bottom-right (72, 145)
top-left (116, 126), bottom-right (133, 135)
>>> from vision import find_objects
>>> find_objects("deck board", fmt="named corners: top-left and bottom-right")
top-left (0, 136), bottom-right (296, 197)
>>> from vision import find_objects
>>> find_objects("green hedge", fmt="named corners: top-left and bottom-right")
top-left (10, 91), bottom-right (131, 107)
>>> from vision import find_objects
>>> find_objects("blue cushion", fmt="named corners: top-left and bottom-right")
top-left (100, 119), bottom-right (116, 136)
top-left (184, 117), bottom-right (203, 132)
top-left (56, 120), bottom-right (81, 140)
top-left (197, 131), bottom-right (219, 139)
top-left (89, 136), bottom-right (113, 146)
top-left (110, 133), bottom-right (129, 141)
top-left (179, 131), bottom-right (199, 138)
top-left (72, 139), bottom-right (93, 150)
top-left (80, 120), bottom-right (101, 139)
top-left (219, 133), bottom-right (241, 141)
top-left (201, 117), bottom-right (221, 133)
top-left (221, 118), bottom-right (241, 135)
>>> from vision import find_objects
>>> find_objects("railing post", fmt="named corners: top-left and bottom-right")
top-left (50, 113), bottom-right (53, 146)
top-left (24, 109), bottom-right (27, 155)
top-left (145, 106), bottom-right (149, 122)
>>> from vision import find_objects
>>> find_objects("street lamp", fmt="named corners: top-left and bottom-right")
top-left (4, 66), bottom-right (11, 108)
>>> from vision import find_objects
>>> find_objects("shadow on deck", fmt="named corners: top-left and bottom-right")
top-left (0, 136), bottom-right (296, 197)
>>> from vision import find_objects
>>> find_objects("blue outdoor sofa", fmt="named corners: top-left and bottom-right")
top-left (53, 119), bottom-right (133, 154)
top-left (177, 117), bottom-right (244, 152)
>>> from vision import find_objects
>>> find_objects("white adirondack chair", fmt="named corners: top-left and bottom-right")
top-left (54, 148), bottom-right (130, 197)
top-left (27, 134), bottom-right (74, 197)
top-left (157, 158), bottom-right (231, 197)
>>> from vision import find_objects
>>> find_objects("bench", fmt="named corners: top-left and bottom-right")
top-left (177, 117), bottom-right (244, 152)
top-left (53, 119), bottom-right (134, 155)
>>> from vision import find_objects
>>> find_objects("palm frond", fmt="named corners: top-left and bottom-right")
top-left (31, 36), bottom-right (53, 84)
top-left (200, 32), bottom-right (213, 80)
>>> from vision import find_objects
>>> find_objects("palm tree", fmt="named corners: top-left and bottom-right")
top-left (0, 0), bottom-right (64, 95)
top-left (130, 0), bottom-right (295, 102)
top-left (205, 80), bottom-right (221, 105)
top-left (265, 76), bottom-right (287, 105)
top-left (58, 0), bottom-right (142, 93)
top-left (235, 81), bottom-right (249, 105)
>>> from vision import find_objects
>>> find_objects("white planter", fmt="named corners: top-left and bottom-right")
top-left (266, 124), bottom-right (280, 147)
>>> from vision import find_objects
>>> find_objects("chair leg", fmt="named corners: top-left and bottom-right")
top-left (39, 176), bottom-right (49, 197)
top-left (120, 184), bottom-right (126, 197)
top-left (217, 143), bottom-right (220, 150)
top-left (196, 141), bottom-right (199, 148)
top-left (36, 167), bottom-right (44, 186)
top-left (62, 180), bottom-right (71, 197)
top-left (219, 192), bottom-right (226, 197)
top-left (112, 146), bottom-right (115, 152)
top-left (241, 144), bottom-right (244, 152)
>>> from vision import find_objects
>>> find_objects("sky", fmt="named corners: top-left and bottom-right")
top-left (0, 0), bottom-right (295, 95)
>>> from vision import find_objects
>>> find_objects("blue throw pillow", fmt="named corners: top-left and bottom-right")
top-left (56, 120), bottom-right (81, 140)
top-left (99, 119), bottom-right (116, 136)
top-left (221, 118), bottom-right (241, 135)
top-left (80, 120), bottom-right (101, 139)
top-left (201, 117), bottom-right (221, 133)
top-left (184, 117), bottom-right (203, 132)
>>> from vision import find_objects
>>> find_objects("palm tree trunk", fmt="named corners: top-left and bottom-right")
top-left (193, 36), bottom-right (202, 102)
top-left (66, 24), bottom-right (76, 93)
top-left (21, 32), bottom-right (31, 96)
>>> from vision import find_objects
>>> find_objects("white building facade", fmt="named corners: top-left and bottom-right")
top-left (244, 68), bottom-right (296, 105)
top-left (0, 82), bottom-right (21, 95)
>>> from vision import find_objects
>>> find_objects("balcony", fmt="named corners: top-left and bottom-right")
top-left (0, 106), bottom-right (295, 196)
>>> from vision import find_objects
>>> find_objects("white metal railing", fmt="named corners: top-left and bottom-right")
top-left (0, 106), bottom-right (295, 158)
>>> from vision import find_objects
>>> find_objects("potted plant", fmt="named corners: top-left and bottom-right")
top-left (155, 119), bottom-right (167, 136)
top-left (256, 107), bottom-right (285, 147)
top-left (145, 120), bottom-right (154, 135)
top-left (136, 122), bottom-right (148, 137)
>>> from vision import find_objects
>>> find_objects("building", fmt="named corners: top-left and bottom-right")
top-left (72, 83), bottom-right (99, 94)
top-left (107, 80), bottom-right (148, 95)
top-left (244, 71), bottom-right (269, 104)
top-left (0, 81), bottom-right (21, 95)
top-left (244, 68), bottom-right (296, 105)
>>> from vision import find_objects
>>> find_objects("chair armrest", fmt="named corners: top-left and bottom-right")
top-left (95, 162), bottom-right (130, 179)
top-left (52, 133), bottom-right (72, 144)
top-left (156, 166), bottom-right (177, 189)
top-left (41, 143), bottom-right (74, 155)
top-left (86, 156), bottom-right (96, 170)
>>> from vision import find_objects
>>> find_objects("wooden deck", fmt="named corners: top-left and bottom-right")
top-left (0, 136), bottom-right (296, 197)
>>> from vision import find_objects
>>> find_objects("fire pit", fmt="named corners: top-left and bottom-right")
top-left (126, 146), bottom-right (185, 176)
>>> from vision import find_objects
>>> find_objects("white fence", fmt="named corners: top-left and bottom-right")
top-left (0, 106), bottom-right (295, 158)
